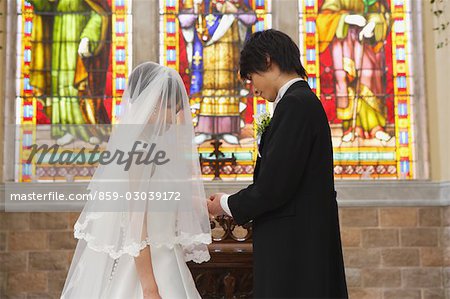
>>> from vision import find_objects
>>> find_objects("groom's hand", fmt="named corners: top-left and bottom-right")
top-left (207, 193), bottom-right (226, 217)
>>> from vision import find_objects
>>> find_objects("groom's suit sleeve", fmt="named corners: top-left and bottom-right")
top-left (228, 95), bottom-right (315, 225)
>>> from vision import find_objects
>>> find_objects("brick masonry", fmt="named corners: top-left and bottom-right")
top-left (0, 207), bottom-right (448, 299)
top-left (340, 207), bottom-right (449, 299)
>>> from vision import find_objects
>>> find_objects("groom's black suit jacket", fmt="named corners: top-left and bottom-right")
top-left (228, 80), bottom-right (348, 298)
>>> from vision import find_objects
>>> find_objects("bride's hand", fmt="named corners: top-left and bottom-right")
top-left (143, 290), bottom-right (162, 299)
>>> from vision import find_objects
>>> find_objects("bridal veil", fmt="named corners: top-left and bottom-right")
top-left (61, 62), bottom-right (212, 298)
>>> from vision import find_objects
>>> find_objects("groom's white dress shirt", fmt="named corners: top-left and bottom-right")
top-left (219, 77), bottom-right (305, 217)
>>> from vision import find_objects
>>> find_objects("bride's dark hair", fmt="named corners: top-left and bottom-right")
top-left (127, 62), bottom-right (184, 115)
top-left (126, 62), bottom-right (162, 100)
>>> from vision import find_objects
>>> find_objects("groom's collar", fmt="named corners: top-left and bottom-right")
top-left (273, 77), bottom-right (306, 110)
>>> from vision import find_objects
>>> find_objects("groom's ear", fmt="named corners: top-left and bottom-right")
top-left (265, 56), bottom-right (272, 69)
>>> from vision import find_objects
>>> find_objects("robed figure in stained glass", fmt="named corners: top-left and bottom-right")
top-left (28, 0), bottom-right (111, 145)
top-left (178, 0), bottom-right (256, 145)
top-left (317, 0), bottom-right (392, 142)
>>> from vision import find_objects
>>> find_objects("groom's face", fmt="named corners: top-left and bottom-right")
top-left (248, 71), bottom-right (278, 102)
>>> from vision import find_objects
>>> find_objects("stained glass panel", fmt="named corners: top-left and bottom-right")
top-left (16, 0), bottom-right (132, 182)
top-left (299, 0), bottom-right (416, 179)
top-left (159, 0), bottom-right (272, 180)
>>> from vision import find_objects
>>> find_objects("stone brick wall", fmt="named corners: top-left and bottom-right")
top-left (444, 206), bottom-right (450, 299)
top-left (1, 207), bottom-right (448, 299)
top-left (1, 212), bottom-right (79, 298)
top-left (341, 207), bottom-right (449, 299)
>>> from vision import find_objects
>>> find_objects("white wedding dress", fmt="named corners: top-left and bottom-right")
top-left (92, 210), bottom-right (205, 299)
top-left (106, 244), bottom-right (201, 299)
top-left (97, 212), bottom-right (203, 299)
top-left (61, 62), bottom-right (212, 299)
top-left (64, 211), bottom-right (208, 299)
top-left (70, 213), bottom-right (209, 299)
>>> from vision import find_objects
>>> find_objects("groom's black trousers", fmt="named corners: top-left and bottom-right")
top-left (251, 197), bottom-right (347, 299)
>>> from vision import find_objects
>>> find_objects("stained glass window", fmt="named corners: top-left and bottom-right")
top-left (16, 0), bottom-right (132, 182)
top-left (299, 0), bottom-right (416, 179)
top-left (159, 0), bottom-right (272, 180)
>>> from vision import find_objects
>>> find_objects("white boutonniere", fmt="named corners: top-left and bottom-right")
top-left (254, 112), bottom-right (271, 158)
top-left (255, 112), bottom-right (272, 137)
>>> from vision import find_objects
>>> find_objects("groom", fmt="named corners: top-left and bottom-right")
top-left (207, 29), bottom-right (348, 298)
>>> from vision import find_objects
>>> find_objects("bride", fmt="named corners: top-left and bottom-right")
top-left (61, 62), bottom-right (212, 299)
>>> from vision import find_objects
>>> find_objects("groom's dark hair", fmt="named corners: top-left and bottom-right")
top-left (239, 29), bottom-right (307, 81)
